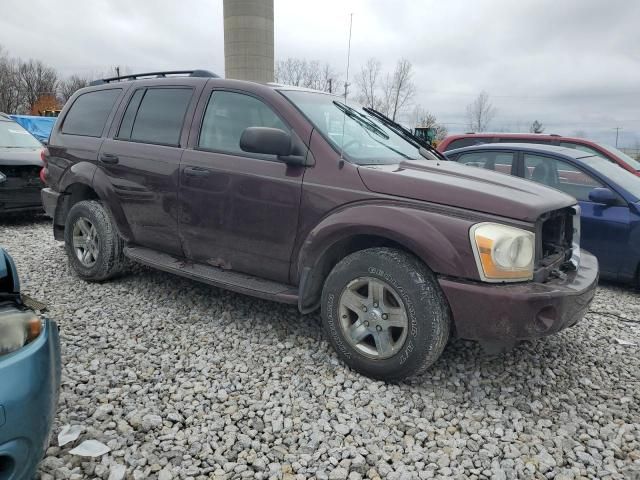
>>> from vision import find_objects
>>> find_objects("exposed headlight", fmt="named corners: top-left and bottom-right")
top-left (470, 223), bottom-right (535, 282)
top-left (0, 308), bottom-right (42, 356)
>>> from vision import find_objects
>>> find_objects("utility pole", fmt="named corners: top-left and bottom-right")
top-left (115, 66), bottom-right (120, 78)
top-left (613, 126), bottom-right (622, 147)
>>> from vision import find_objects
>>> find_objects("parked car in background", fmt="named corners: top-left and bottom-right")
top-left (41, 70), bottom-right (597, 380)
top-left (445, 143), bottom-right (640, 284)
top-left (0, 113), bottom-right (46, 214)
top-left (0, 247), bottom-right (61, 479)
top-left (438, 132), bottom-right (640, 177)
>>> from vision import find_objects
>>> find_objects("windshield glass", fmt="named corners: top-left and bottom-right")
top-left (281, 90), bottom-right (422, 165)
top-left (596, 143), bottom-right (640, 171)
top-left (0, 121), bottom-right (42, 148)
top-left (582, 155), bottom-right (640, 200)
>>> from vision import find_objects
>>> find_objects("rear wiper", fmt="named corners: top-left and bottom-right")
top-left (362, 107), bottom-right (447, 161)
top-left (333, 101), bottom-right (389, 140)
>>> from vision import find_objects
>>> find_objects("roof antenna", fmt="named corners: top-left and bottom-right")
top-left (339, 13), bottom-right (353, 168)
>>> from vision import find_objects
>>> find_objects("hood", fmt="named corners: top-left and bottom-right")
top-left (0, 147), bottom-right (43, 167)
top-left (358, 160), bottom-right (576, 222)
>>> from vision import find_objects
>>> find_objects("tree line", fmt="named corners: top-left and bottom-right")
top-left (2, 45), bottom-right (549, 140)
top-left (0, 45), bottom-right (102, 114)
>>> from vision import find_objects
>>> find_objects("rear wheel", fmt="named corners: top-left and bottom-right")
top-left (64, 200), bottom-right (125, 281)
top-left (321, 247), bottom-right (450, 381)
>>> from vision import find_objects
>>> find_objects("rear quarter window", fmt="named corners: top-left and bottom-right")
top-left (62, 89), bottom-right (121, 137)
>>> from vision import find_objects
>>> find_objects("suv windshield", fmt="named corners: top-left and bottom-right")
top-left (0, 120), bottom-right (42, 148)
top-left (596, 143), bottom-right (640, 171)
top-left (281, 90), bottom-right (422, 165)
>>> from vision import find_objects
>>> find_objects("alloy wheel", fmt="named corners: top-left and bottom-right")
top-left (72, 217), bottom-right (99, 267)
top-left (338, 276), bottom-right (409, 359)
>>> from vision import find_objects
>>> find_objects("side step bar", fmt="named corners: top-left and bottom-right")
top-left (124, 246), bottom-right (299, 305)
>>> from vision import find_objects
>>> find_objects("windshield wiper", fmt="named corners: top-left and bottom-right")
top-left (362, 107), bottom-right (447, 161)
top-left (333, 101), bottom-right (389, 140)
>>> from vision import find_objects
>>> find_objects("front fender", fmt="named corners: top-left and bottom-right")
top-left (297, 202), bottom-right (481, 282)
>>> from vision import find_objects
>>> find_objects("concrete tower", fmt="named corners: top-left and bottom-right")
top-left (223, 0), bottom-right (274, 82)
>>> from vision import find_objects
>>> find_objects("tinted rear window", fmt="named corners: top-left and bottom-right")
top-left (127, 88), bottom-right (192, 146)
top-left (62, 89), bottom-right (121, 137)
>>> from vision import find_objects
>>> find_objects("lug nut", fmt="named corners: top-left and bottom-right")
top-left (382, 313), bottom-right (388, 320)
top-left (376, 325), bottom-right (382, 332)
top-left (362, 306), bottom-right (368, 312)
top-left (373, 302), bottom-right (378, 308)
top-left (364, 321), bottom-right (370, 327)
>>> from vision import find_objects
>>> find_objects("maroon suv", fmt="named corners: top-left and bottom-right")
top-left (41, 70), bottom-right (598, 380)
top-left (438, 133), bottom-right (640, 176)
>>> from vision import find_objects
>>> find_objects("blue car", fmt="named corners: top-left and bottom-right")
top-left (445, 143), bottom-right (640, 284)
top-left (0, 248), bottom-right (60, 479)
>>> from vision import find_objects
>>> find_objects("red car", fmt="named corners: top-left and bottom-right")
top-left (437, 133), bottom-right (640, 176)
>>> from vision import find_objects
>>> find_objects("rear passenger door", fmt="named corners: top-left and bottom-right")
top-left (99, 85), bottom-right (201, 255)
top-left (179, 89), bottom-right (305, 284)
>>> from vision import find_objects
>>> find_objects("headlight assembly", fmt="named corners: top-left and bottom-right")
top-left (470, 223), bottom-right (535, 282)
top-left (0, 308), bottom-right (42, 356)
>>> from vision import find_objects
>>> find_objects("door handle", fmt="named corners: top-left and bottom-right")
top-left (99, 153), bottom-right (119, 164)
top-left (184, 167), bottom-right (210, 177)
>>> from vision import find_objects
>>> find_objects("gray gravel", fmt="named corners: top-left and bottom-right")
top-left (1, 216), bottom-right (639, 480)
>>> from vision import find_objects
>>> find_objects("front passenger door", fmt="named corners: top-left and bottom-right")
top-left (179, 90), bottom-right (305, 284)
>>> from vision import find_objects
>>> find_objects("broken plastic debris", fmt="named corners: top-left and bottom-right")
top-left (615, 338), bottom-right (638, 346)
top-left (69, 439), bottom-right (111, 457)
top-left (58, 424), bottom-right (83, 446)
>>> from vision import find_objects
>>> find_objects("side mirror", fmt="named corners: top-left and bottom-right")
top-left (588, 187), bottom-right (617, 206)
top-left (240, 127), bottom-right (292, 157)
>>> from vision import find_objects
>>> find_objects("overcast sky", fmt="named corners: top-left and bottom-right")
top-left (1, 0), bottom-right (639, 146)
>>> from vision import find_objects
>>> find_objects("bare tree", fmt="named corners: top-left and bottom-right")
top-left (58, 75), bottom-right (90, 104)
top-left (274, 58), bottom-right (338, 93)
top-left (466, 91), bottom-right (496, 132)
top-left (0, 48), bottom-right (21, 114)
top-left (17, 59), bottom-right (58, 113)
top-left (355, 57), bottom-right (382, 110)
top-left (384, 59), bottom-right (416, 121)
top-left (413, 106), bottom-right (448, 141)
top-left (529, 120), bottom-right (544, 133)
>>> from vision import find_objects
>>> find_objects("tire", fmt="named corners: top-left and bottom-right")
top-left (64, 200), bottom-right (125, 281)
top-left (321, 247), bottom-right (450, 381)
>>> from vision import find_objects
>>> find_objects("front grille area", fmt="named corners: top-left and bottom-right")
top-left (538, 207), bottom-right (575, 271)
top-left (0, 165), bottom-right (41, 179)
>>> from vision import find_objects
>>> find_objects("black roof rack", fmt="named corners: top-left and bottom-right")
top-left (90, 70), bottom-right (219, 86)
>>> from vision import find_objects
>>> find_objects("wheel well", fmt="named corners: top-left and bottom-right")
top-left (53, 183), bottom-right (99, 240)
top-left (299, 234), bottom-right (418, 313)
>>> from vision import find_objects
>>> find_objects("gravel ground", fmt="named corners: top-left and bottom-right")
top-left (1, 216), bottom-right (639, 480)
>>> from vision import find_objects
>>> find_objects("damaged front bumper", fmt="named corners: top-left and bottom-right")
top-left (438, 249), bottom-right (598, 345)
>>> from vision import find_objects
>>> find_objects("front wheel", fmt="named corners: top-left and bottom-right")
top-left (321, 247), bottom-right (450, 381)
top-left (64, 200), bottom-right (125, 281)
